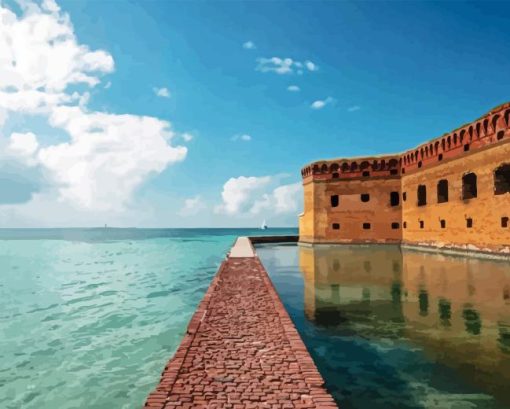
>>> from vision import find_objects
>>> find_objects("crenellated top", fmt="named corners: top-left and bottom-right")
top-left (301, 154), bottom-right (402, 181)
top-left (301, 102), bottom-right (510, 182)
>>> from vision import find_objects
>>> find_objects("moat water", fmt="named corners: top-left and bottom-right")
top-left (0, 228), bottom-right (297, 409)
top-left (257, 244), bottom-right (510, 409)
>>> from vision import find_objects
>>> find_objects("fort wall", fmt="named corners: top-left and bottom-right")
top-left (299, 102), bottom-right (510, 255)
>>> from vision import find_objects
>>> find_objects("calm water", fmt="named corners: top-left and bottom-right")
top-left (0, 228), bottom-right (297, 409)
top-left (257, 244), bottom-right (510, 409)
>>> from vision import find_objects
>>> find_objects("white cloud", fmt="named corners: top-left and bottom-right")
top-left (37, 105), bottom-right (186, 210)
top-left (231, 134), bottom-right (252, 142)
top-left (215, 176), bottom-right (272, 215)
top-left (178, 195), bottom-right (206, 216)
top-left (311, 97), bottom-right (334, 110)
top-left (181, 132), bottom-right (194, 142)
top-left (7, 132), bottom-right (39, 165)
top-left (154, 87), bottom-right (171, 98)
top-left (0, 1), bottom-right (188, 216)
top-left (215, 176), bottom-right (302, 217)
top-left (256, 57), bottom-right (318, 75)
top-left (242, 41), bottom-right (256, 50)
top-left (347, 105), bottom-right (361, 112)
top-left (287, 85), bottom-right (300, 92)
top-left (0, 3), bottom-right (113, 96)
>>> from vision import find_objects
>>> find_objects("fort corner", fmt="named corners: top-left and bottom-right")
top-left (299, 102), bottom-right (510, 256)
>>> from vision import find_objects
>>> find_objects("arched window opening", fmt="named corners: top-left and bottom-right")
top-left (360, 161), bottom-right (370, 170)
top-left (435, 141), bottom-right (440, 153)
top-left (476, 123), bottom-right (481, 138)
top-left (492, 115), bottom-right (500, 132)
top-left (331, 195), bottom-right (339, 207)
top-left (494, 164), bottom-right (510, 195)
top-left (442, 139), bottom-right (446, 151)
top-left (497, 131), bottom-right (505, 141)
top-left (417, 185), bottom-right (427, 206)
top-left (330, 163), bottom-right (339, 173)
top-left (460, 130), bottom-right (465, 144)
top-left (469, 126), bottom-right (473, 141)
top-left (462, 172), bottom-right (477, 200)
top-left (341, 162), bottom-right (349, 172)
top-left (425, 146), bottom-right (429, 157)
top-left (447, 136), bottom-right (451, 149)
top-left (437, 179), bottom-right (448, 203)
top-left (453, 133), bottom-right (457, 145)
top-left (505, 110), bottom-right (510, 126)
top-left (350, 162), bottom-right (358, 171)
top-left (313, 164), bottom-right (320, 174)
top-left (389, 159), bottom-right (398, 168)
top-left (483, 119), bottom-right (489, 135)
top-left (321, 164), bottom-right (328, 173)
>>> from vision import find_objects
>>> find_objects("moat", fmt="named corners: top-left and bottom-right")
top-left (257, 244), bottom-right (510, 409)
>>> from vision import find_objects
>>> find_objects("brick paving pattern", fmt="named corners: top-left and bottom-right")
top-left (145, 255), bottom-right (338, 409)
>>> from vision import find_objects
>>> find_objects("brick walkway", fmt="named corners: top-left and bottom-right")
top-left (145, 248), bottom-right (337, 409)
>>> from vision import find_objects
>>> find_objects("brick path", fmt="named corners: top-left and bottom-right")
top-left (144, 247), bottom-right (337, 409)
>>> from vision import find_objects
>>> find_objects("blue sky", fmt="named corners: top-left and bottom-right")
top-left (0, 0), bottom-right (509, 227)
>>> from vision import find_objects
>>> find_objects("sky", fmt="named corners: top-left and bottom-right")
top-left (0, 0), bottom-right (509, 228)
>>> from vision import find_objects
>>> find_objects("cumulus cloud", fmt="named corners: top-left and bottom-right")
top-left (154, 87), bottom-right (171, 98)
top-left (311, 97), bottom-right (334, 110)
top-left (347, 105), bottom-right (361, 112)
top-left (256, 57), bottom-right (318, 75)
top-left (242, 41), bottom-right (256, 50)
top-left (287, 85), bottom-right (300, 92)
top-left (215, 175), bottom-right (302, 216)
top-left (7, 132), bottom-right (39, 165)
top-left (178, 195), bottom-right (206, 216)
top-left (0, 1), bottom-right (188, 216)
top-left (231, 134), bottom-right (252, 142)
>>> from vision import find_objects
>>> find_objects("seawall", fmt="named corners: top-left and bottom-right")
top-left (144, 236), bottom-right (337, 409)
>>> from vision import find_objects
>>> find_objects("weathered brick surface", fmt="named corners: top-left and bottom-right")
top-left (144, 256), bottom-right (338, 409)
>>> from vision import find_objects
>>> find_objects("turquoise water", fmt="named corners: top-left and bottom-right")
top-left (0, 228), bottom-right (297, 409)
top-left (257, 244), bottom-right (510, 409)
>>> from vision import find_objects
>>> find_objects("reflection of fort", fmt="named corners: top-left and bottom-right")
top-left (299, 245), bottom-right (510, 404)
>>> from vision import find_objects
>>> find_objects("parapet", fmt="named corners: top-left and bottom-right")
top-left (301, 102), bottom-right (510, 182)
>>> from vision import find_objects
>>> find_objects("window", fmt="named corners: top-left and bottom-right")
top-left (502, 217), bottom-right (509, 228)
top-left (466, 218), bottom-right (473, 228)
top-left (361, 194), bottom-right (370, 202)
top-left (362, 171), bottom-right (370, 177)
top-left (417, 185), bottom-right (427, 206)
top-left (497, 131), bottom-right (505, 141)
top-left (494, 164), bottom-right (510, 195)
top-left (418, 161), bottom-right (422, 168)
top-left (440, 219), bottom-right (446, 229)
top-left (437, 179), bottom-right (448, 203)
top-left (390, 191), bottom-right (399, 206)
top-left (390, 169), bottom-right (398, 175)
top-left (438, 154), bottom-right (443, 161)
top-left (330, 195), bottom-right (339, 207)
top-left (462, 173), bottom-right (477, 199)
top-left (402, 168), bottom-right (406, 174)
top-left (332, 223), bottom-right (340, 230)
top-left (420, 220), bottom-right (424, 229)
top-left (403, 221), bottom-right (407, 229)
top-left (403, 192), bottom-right (407, 201)
top-left (391, 222), bottom-right (399, 229)
top-left (332, 172), bottom-right (339, 178)
top-left (363, 223), bottom-right (371, 230)
top-left (464, 144), bottom-right (470, 152)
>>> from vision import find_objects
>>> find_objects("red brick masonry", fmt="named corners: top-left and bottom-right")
top-left (144, 254), bottom-right (338, 409)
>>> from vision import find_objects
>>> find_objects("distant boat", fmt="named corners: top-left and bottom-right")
top-left (261, 219), bottom-right (268, 230)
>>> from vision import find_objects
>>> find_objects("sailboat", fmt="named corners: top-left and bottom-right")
top-left (261, 219), bottom-right (268, 230)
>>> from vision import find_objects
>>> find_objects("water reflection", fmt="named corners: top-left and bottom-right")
top-left (297, 245), bottom-right (510, 407)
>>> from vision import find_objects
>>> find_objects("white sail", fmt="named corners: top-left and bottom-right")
top-left (261, 219), bottom-right (268, 230)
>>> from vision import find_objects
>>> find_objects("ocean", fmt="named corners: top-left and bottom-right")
top-left (0, 228), bottom-right (297, 409)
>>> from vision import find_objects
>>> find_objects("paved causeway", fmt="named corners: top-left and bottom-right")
top-left (145, 238), bottom-right (337, 409)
